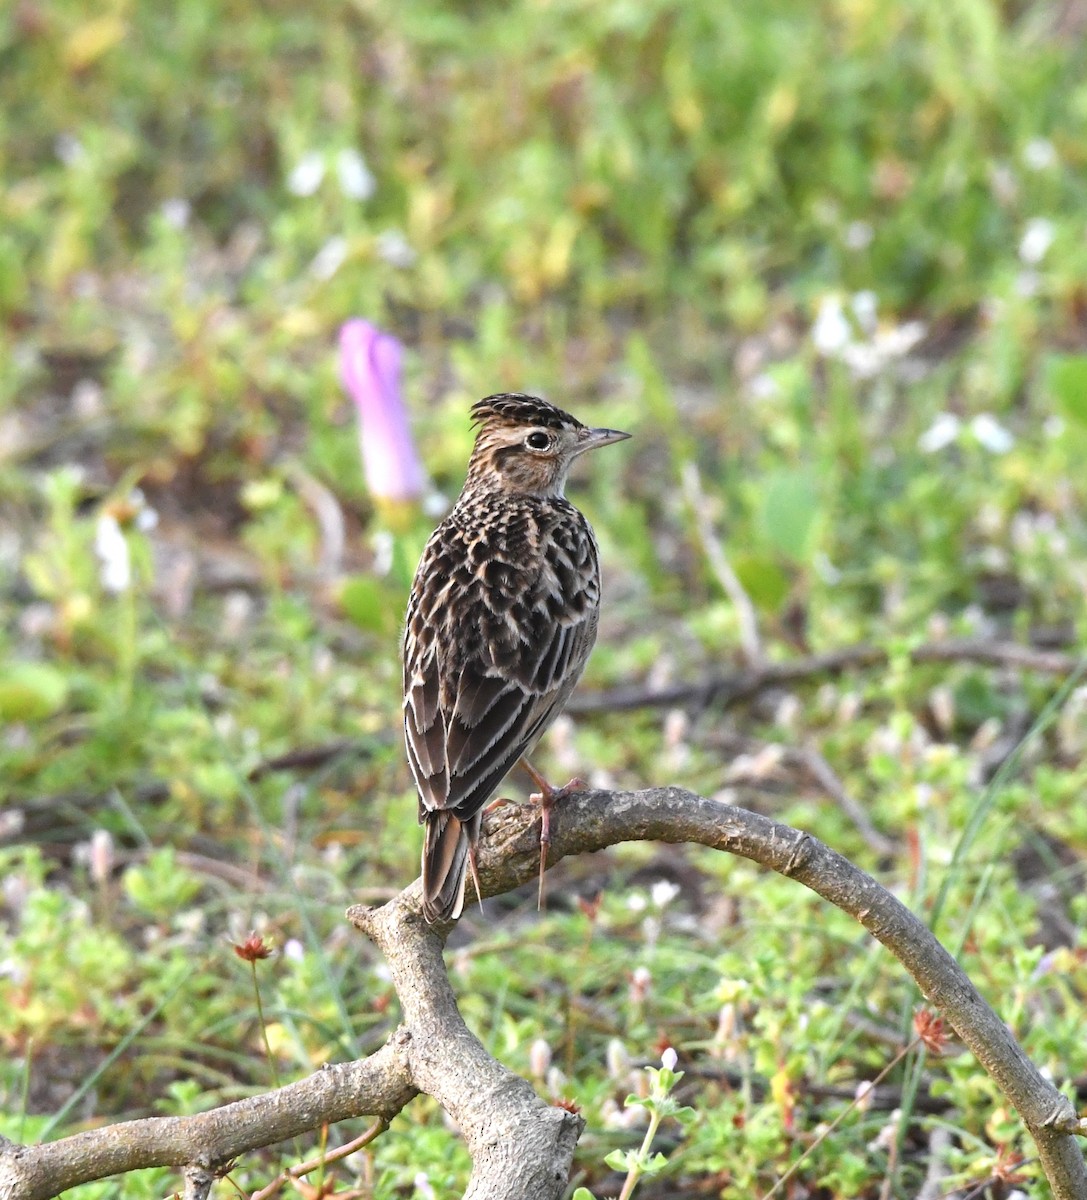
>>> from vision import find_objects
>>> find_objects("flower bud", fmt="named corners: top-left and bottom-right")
top-left (339, 320), bottom-right (428, 506)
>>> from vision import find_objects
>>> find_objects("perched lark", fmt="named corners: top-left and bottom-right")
top-left (403, 394), bottom-right (630, 921)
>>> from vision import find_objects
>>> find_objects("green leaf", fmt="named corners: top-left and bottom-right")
top-left (754, 467), bottom-right (822, 562)
top-left (0, 663), bottom-right (70, 721)
top-left (572, 1190), bottom-right (598, 1200)
top-left (123, 849), bottom-right (202, 917)
top-left (605, 1148), bottom-right (635, 1171)
top-left (733, 553), bottom-right (790, 609)
top-left (1045, 354), bottom-right (1087, 427)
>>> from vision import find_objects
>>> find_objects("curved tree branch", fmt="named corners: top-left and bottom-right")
top-left (348, 901), bottom-right (585, 1200)
top-left (2, 787), bottom-right (1084, 1200)
top-left (0, 1040), bottom-right (416, 1200)
top-left (465, 788), bottom-right (1087, 1197)
top-left (569, 638), bottom-right (1081, 713)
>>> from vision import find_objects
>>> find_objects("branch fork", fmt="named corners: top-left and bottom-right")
top-left (2, 787), bottom-right (1084, 1200)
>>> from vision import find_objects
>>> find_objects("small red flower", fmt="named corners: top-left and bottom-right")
top-left (991, 1143), bottom-right (1030, 1186)
top-left (913, 1007), bottom-right (950, 1055)
top-left (555, 1097), bottom-right (582, 1114)
top-left (233, 932), bottom-right (274, 962)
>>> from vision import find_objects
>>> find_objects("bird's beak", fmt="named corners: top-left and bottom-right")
top-left (575, 425), bottom-right (632, 455)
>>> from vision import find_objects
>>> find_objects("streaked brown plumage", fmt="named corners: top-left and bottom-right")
top-left (403, 394), bottom-right (630, 921)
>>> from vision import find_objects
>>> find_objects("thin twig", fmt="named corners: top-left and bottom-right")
top-left (761, 1036), bottom-right (920, 1200)
top-left (248, 1119), bottom-right (388, 1200)
top-left (789, 744), bottom-right (896, 857)
top-left (283, 461), bottom-right (347, 580)
top-left (916, 1125), bottom-right (956, 1200)
top-left (570, 639), bottom-right (1081, 714)
top-left (680, 462), bottom-right (763, 666)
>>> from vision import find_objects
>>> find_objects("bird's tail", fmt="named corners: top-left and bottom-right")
top-left (421, 811), bottom-right (472, 922)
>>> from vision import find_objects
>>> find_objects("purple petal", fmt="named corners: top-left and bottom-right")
top-left (339, 320), bottom-right (427, 503)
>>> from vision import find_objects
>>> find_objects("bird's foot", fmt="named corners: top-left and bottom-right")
top-left (525, 769), bottom-right (587, 911)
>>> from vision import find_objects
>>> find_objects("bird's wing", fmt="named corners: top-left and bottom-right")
top-left (404, 508), bottom-right (599, 824)
top-left (403, 537), bottom-right (451, 820)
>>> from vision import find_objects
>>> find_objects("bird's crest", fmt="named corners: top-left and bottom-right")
top-left (470, 393), bottom-right (583, 432)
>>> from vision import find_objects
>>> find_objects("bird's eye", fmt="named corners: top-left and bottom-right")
top-left (525, 431), bottom-right (552, 451)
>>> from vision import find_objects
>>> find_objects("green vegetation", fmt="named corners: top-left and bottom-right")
top-left (3, 0), bottom-right (1087, 1195)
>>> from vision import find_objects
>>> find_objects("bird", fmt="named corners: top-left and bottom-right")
top-left (403, 393), bottom-right (630, 922)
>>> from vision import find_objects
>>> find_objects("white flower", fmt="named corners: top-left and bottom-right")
top-left (1043, 414), bottom-right (1065, 438)
top-left (812, 295), bottom-right (851, 355)
top-left (89, 829), bottom-right (114, 884)
top-left (376, 229), bottom-right (418, 268)
top-left (1022, 138), bottom-right (1058, 171)
top-left (412, 1174), bottom-right (436, 1200)
top-left (72, 379), bottom-right (103, 419)
top-left (844, 220), bottom-right (873, 250)
top-left (336, 148), bottom-right (376, 200)
top-left (130, 488), bottom-right (159, 531)
top-left (371, 530), bottom-right (395, 576)
top-left (95, 514), bottom-right (131, 592)
top-left (918, 412), bottom-right (961, 453)
top-left (851, 290), bottom-right (878, 335)
top-left (969, 413), bottom-right (1014, 453)
top-left (1019, 217), bottom-right (1055, 265)
top-left (874, 320), bottom-right (926, 359)
top-left (661, 1046), bottom-right (678, 1071)
top-left (606, 1038), bottom-right (631, 1079)
top-left (287, 151), bottom-right (326, 197)
top-left (310, 235), bottom-right (349, 280)
top-left (529, 1038), bottom-right (552, 1078)
top-left (650, 879), bottom-right (680, 909)
top-left (748, 372), bottom-right (779, 400)
top-left (160, 198), bottom-right (191, 229)
top-left (629, 966), bottom-right (652, 1002)
top-left (55, 133), bottom-right (86, 166)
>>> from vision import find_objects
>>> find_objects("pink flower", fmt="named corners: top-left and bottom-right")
top-left (339, 320), bottom-right (427, 504)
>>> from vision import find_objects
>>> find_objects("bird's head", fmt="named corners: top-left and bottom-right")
top-left (464, 393), bottom-right (630, 498)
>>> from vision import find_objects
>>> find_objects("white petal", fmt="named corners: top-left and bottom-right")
top-left (336, 148), bottom-right (376, 200)
top-left (812, 295), bottom-right (851, 355)
top-left (918, 412), bottom-right (961, 453)
top-left (1019, 217), bottom-right (1055, 264)
top-left (1022, 138), bottom-right (1058, 171)
top-left (970, 413), bottom-right (1014, 453)
top-left (287, 151), bottom-right (326, 197)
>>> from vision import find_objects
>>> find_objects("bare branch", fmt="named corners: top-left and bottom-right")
top-left (680, 462), bottom-right (763, 666)
top-left (0, 1040), bottom-right (416, 1200)
top-left (249, 1120), bottom-right (388, 1200)
top-left (3, 786), bottom-right (1084, 1200)
top-left (461, 788), bottom-right (1087, 1199)
top-left (570, 639), bottom-right (1081, 714)
top-left (349, 901), bottom-right (585, 1200)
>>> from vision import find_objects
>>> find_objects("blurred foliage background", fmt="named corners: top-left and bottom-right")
top-left (3, 0), bottom-right (1087, 1196)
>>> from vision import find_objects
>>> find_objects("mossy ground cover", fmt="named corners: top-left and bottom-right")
top-left (3, 2), bottom-right (1087, 1195)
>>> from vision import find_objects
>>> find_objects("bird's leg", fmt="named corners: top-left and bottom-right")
top-left (466, 840), bottom-right (484, 914)
top-left (520, 758), bottom-right (586, 910)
